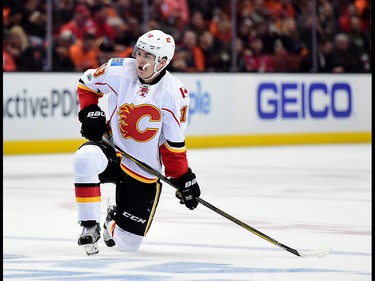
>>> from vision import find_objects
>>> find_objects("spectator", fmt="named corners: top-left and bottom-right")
top-left (234, 37), bottom-right (246, 72)
top-left (113, 0), bottom-right (143, 21)
top-left (69, 31), bottom-right (100, 72)
top-left (318, 1), bottom-right (340, 41)
top-left (97, 37), bottom-right (117, 65)
top-left (357, 0), bottom-right (371, 32)
top-left (255, 16), bottom-right (279, 55)
top-left (97, 34), bottom-right (133, 67)
top-left (354, 0), bottom-right (369, 16)
top-left (3, 48), bottom-right (17, 71)
top-left (155, 0), bottom-right (190, 32)
top-left (266, 0), bottom-right (296, 21)
top-left (297, 14), bottom-right (322, 55)
top-left (3, 29), bottom-right (17, 71)
top-left (339, 4), bottom-right (360, 32)
top-left (171, 30), bottom-right (205, 72)
top-left (189, 10), bottom-right (208, 36)
top-left (60, 4), bottom-right (93, 41)
top-left (17, 40), bottom-right (46, 71)
top-left (7, 25), bottom-right (46, 71)
top-left (237, 18), bottom-right (253, 47)
top-left (89, 3), bottom-right (118, 42)
top-left (209, 8), bottom-right (232, 45)
top-left (106, 16), bottom-right (128, 49)
top-left (248, 0), bottom-right (271, 27)
top-left (299, 37), bottom-right (334, 73)
top-left (52, 30), bottom-right (75, 71)
top-left (20, 0), bottom-right (47, 46)
top-left (347, 15), bottom-right (371, 72)
top-left (198, 30), bottom-right (225, 72)
top-left (242, 36), bottom-right (273, 72)
top-left (3, 5), bottom-right (11, 26)
top-left (347, 15), bottom-right (370, 54)
top-left (278, 16), bottom-right (304, 54)
top-left (4, 6), bottom-right (23, 29)
top-left (327, 33), bottom-right (362, 73)
top-left (116, 16), bottom-right (143, 47)
top-left (54, 0), bottom-right (75, 29)
top-left (5, 25), bottom-right (29, 68)
top-left (6, 25), bottom-right (29, 55)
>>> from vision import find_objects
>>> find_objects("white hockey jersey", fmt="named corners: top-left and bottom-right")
top-left (77, 57), bottom-right (190, 183)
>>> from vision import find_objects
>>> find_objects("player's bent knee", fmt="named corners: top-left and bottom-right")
top-left (74, 144), bottom-right (108, 179)
top-left (115, 227), bottom-right (143, 252)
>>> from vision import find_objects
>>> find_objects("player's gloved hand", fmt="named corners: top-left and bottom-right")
top-left (171, 168), bottom-right (200, 210)
top-left (78, 104), bottom-right (107, 141)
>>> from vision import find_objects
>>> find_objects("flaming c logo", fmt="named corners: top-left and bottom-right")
top-left (118, 103), bottom-right (161, 142)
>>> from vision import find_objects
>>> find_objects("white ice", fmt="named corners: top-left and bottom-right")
top-left (3, 144), bottom-right (371, 281)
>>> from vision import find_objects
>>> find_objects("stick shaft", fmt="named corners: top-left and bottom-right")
top-left (101, 137), bottom-right (301, 257)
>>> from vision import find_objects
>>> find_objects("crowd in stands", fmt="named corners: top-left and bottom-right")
top-left (3, 0), bottom-right (372, 73)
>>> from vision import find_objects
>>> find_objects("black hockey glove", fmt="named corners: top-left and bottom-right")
top-left (78, 104), bottom-right (107, 141)
top-left (171, 168), bottom-right (201, 210)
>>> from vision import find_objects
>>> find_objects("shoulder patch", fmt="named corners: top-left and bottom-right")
top-left (111, 58), bottom-right (124, 66)
top-left (179, 86), bottom-right (189, 98)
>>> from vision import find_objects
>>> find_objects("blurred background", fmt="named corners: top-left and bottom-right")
top-left (3, 3), bottom-right (371, 279)
top-left (3, 0), bottom-right (372, 73)
top-left (3, 0), bottom-right (372, 155)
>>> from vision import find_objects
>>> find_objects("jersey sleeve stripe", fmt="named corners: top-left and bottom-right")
top-left (77, 83), bottom-right (104, 96)
top-left (164, 140), bottom-right (186, 153)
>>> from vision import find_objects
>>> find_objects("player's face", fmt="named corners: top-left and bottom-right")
top-left (134, 49), bottom-right (156, 79)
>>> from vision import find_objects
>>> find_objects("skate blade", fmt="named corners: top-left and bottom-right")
top-left (83, 242), bottom-right (99, 255)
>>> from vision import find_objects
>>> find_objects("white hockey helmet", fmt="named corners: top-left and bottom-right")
top-left (133, 30), bottom-right (175, 67)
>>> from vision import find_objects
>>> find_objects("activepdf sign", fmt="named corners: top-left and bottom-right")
top-left (4, 88), bottom-right (80, 118)
top-left (3, 73), bottom-right (82, 140)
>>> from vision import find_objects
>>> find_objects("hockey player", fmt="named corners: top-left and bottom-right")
top-left (74, 30), bottom-right (201, 255)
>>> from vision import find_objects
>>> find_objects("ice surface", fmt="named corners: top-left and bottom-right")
top-left (3, 144), bottom-right (371, 281)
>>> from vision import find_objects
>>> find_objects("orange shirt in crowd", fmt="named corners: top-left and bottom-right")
top-left (3, 49), bottom-right (17, 71)
top-left (69, 39), bottom-right (99, 72)
top-left (190, 46), bottom-right (205, 72)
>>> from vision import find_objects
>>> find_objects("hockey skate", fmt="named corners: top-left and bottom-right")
top-left (103, 204), bottom-right (117, 247)
top-left (78, 222), bottom-right (101, 255)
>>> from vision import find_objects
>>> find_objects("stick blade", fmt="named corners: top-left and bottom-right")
top-left (298, 246), bottom-right (333, 258)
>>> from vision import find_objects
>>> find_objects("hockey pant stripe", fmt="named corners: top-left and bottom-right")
top-left (109, 221), bottom-right (116, 237)
top-left (144, 181), bottom-right (162, 235)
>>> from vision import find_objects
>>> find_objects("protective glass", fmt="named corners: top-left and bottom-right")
top-left (132, 48), bottom-right (156, 63)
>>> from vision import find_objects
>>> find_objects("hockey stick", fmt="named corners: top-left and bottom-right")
top-left (101, 136), bottom-right (332, 258)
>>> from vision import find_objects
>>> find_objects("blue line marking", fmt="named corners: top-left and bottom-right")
top-left (3, 263), bottom-right (371, 280)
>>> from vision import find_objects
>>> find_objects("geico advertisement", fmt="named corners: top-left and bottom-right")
top-left (3, 73), bottom-right (371, 141)
top-left (180, 74), bottom-right (371, 135)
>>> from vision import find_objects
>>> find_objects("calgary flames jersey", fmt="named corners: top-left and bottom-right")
top-left (77, 57), bottom-right (190, 182)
